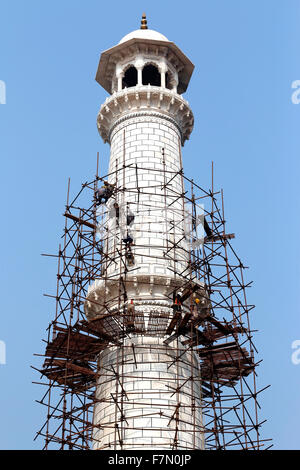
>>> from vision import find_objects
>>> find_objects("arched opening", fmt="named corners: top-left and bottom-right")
top-left (142, 64), bottom-right (161, 86)
top-left (122, 66), bottom-right (138, 88)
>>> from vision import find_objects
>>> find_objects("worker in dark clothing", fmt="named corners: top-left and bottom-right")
top-left (113, 202), bottom-right (120, 226)
top-left (172, 291), bottom-right (182, 316)
top-left (123, 234), bottom-right (133, 245)
top-left (95, 181), bottom-right (115, 205)
top-left (123, 234), bottom-right (134, 265)
top-left (173, 292), bottom-right (182, 312)
top-left (172, 291), bottom-right (183, 329)
top-left (126, 209), bottom-right (135, 226)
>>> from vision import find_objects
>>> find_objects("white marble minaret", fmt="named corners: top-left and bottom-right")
top-left (85, 15), bottom-right (205, 450)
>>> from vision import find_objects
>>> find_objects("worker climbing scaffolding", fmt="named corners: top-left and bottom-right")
top-left (191, 296), bottom-right (201, 320)
top-left (126, 205), bottom-right (135, 226)
top-left (122, 204), bottom-right (135, 266)
top-left (172, 291), bottom-right (183, 329)
top-left (95, 181), bottom-right (115, 205)
top-left (123, 234), bottom-right (134, 266)
top-left (113, 202), bottom-right (120, 226)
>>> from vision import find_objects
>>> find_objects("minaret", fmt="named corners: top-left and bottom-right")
top-left (85, 15), bottom-right (206, 450)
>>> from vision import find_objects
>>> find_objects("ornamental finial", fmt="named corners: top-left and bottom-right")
top-left (140, 13), bottom-right (148, 30)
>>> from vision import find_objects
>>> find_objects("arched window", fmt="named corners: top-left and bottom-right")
top-left (142, 64), bottom-right (161, 86)
top-left (122, 66), bottom-right (138, 88)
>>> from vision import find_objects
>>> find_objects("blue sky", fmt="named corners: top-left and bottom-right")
top-left (0, 0), bottom-right (299, 449)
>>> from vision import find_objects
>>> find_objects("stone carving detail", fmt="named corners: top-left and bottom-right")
top-left (97, 86), bottom-right (194, 144)
top-left (85, 273), bottom-right (202, 321)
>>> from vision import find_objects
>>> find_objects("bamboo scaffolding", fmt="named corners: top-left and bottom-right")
top-left (34, 154), bottom-right (269, 450)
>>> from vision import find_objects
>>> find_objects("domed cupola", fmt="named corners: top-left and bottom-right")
top-left (95, 14), bottom-right (195, 144)
top-left (95, 13), bottom-right (194, 95)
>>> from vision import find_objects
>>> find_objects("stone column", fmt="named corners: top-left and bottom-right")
top-left (93, 336), bottom-right (204, 450)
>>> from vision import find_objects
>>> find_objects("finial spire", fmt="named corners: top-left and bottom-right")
top-left (140, 13), bottom-right (148, 30)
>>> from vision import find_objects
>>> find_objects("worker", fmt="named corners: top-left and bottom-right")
top-left (126, 299), bottom-right (135, 332)
top-left (192, 296), bottom-right (209, 322)
top-left (123, 234), bottom-right (135, 265)
top-left (126, 251), bottom-right (135, 266)
top-left (126, 208), bottom-right (135, 226)
top-left (95, 181), bottom-right (115, 205)
top-left (113, 202), bottom-right (120, 225)
top-left (171, 291), bottom-right (183, 331)
top-left (191, 297), bottom-right (201, 320)
top-left (123, 234), bottom-right (133, 245)
top-left (173, 291), bottom-right (182, 316)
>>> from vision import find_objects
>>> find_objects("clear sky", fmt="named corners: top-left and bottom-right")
top-left (0, 0), bottom-right (299, 450)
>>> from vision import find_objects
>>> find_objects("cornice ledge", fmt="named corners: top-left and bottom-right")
top-left (97, 86), bottom-right (194, 145)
